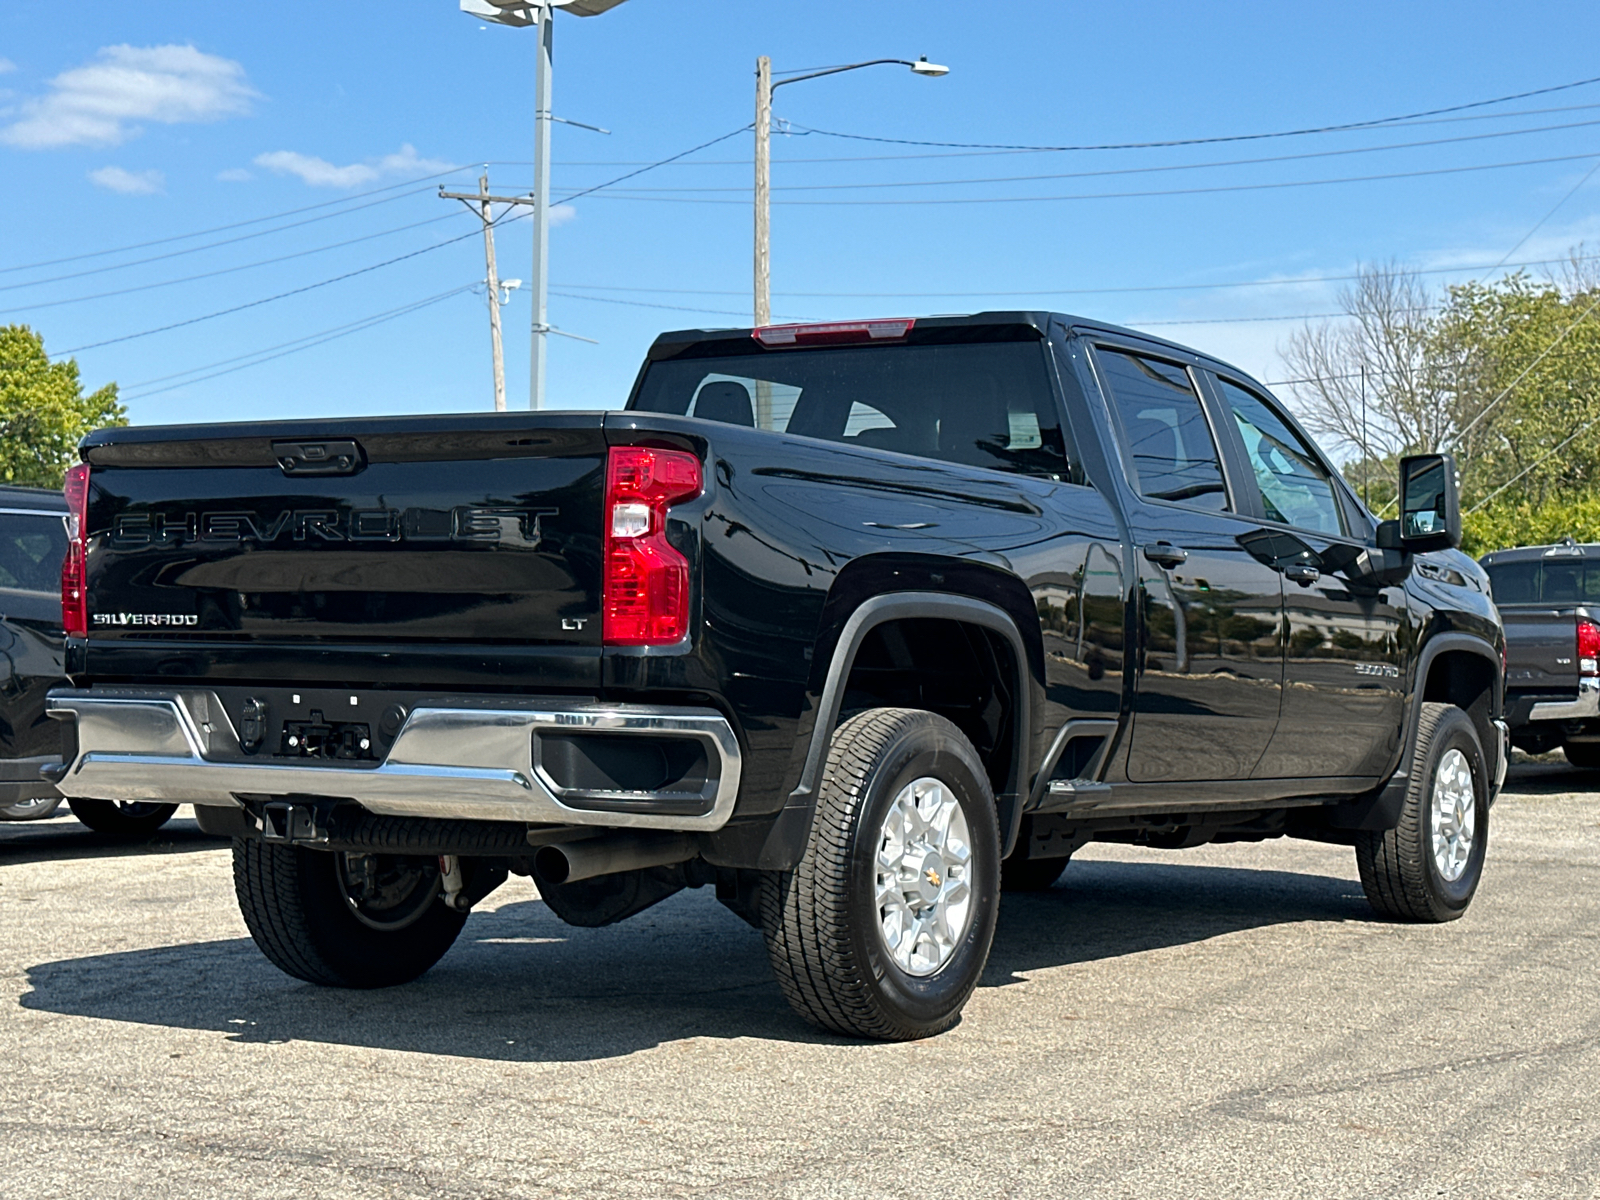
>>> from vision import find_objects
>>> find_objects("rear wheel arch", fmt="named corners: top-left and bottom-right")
top-left (772, 583), bottom-right (1037, 867)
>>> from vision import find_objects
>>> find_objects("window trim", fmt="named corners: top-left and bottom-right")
top-left (1089, 340), bottom-right (1237, 515)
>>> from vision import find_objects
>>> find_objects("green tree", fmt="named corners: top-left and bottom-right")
top-left (1284, 255), bottom-right (1600, 555)
top-left (0, 325), bottom-right (126, 488)
top-left (1428, 273), bottom-right (1600, 511)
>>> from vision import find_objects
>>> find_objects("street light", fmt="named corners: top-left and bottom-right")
top-left (460, 0), bottom-right (632, 409)
top-left (754, 56), bottom-right (949, 326)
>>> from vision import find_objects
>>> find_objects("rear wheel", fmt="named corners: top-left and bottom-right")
top-left (759, 708), bottom-right (1001, 1041)
top-left (233, 840), bottom-right (467, 988)
top-left (1563, 742), bottom-right (1600, 770)
top-left (1355, 703), bottom-right (1488, 922)
top-left (67, 798), bottom-right (178, 839)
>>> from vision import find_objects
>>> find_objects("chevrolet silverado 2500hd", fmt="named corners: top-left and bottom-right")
top-left (47, 312), bottom-right (1505, 1040)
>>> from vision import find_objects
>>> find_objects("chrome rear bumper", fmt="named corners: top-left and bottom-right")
top-left (46, 688), bottom-right (741, 832)
top-left (1527, 677), bottom-right (1600, 721)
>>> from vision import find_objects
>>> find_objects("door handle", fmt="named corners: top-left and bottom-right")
top-left (1284, 563), bottom-right (1321, 587)
top-left (1143, 541), bottom-right (1188, 569)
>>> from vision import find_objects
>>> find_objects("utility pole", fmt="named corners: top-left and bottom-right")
top-left (1361, 364), bottom-right (1369, 508)
top-left (751, 55), bottom-right (947, 329)
top-left (459, 1), bottom-right (633, 408)
top-left (530, 8), bottom-right (554, 408)
top-left (440, 173), bottom-right (534, 412)
top-left (754, 56), bottom-right (771, 327)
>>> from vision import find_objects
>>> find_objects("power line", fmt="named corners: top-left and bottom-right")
top-left (121, 285), bottom-right (479, 401)
top-left (1468, 415), bottom-right (1600, 514)
top-left (549, 288), bottom-right (810, 322)
top-left (542, 101), bottom-right (1600, 167)
top-left (551, 253), bottom-right (1600, 301)
top-left (1492, 159), bottom-right (1600, 269)
top-left (777, 73), bottom-right (1600, 153)
top-left (60, 228), bottom-right (485, 356)
top-left (0, 211), bottom-right (462, 316)
top-left (0, 167), bottom-right (475, 277)
top-left (552, 118), bottom-right (1600, 195)
top-left (1455, 289), bottom-right (1600, 442)
top-left (0, 185), bottom-right (444, 293)
top-left (584, 149), bottom-right (1600, 206)
top-left (552, 125), bottom-right (752, 206)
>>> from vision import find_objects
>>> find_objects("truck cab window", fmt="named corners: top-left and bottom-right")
top-left (1096, 347), bottom-right (1228, 511)
top-left (1215, 378), bottom-right (1344, 536)
top-left (634, 339), bottom-right (1081, 483)
top-left (0, 515), bottom-right (68, 593)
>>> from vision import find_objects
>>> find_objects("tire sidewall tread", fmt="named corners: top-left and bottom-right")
top-left (1356, 702), bottom-right (1489, 923)
top-left (233, 840), bottom-right (466, 988)
top-left (760, 707), bottom-right (1001, 1040)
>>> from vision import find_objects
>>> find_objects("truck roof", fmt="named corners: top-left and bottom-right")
top-left (644, 310), bottom-right (1278, 388)
top-left (0, 484), bottom-right (65, 511)
top-left (1480, 541), bottom-right (1600, 565)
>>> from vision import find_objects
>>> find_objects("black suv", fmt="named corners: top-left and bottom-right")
top-left (0, 485), bottom-right (174, 837)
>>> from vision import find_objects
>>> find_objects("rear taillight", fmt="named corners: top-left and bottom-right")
top-left (61, 462), bottom-right (89, 638)
top-left (602, 446), bottom-right (702, 646)
top-left (1578, 619), bottom-right (1600, 677)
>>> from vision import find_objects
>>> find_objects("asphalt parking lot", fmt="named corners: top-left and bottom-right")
top-left (3, 763), bottom-right (1598, 1200)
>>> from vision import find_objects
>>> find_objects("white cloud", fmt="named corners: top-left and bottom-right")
top-left (0, 58), bottom-right (16, 76)
top-left (0, 44), bottom-right (255, 149)
top-left (253, 149), bottom-right (376, 188)
top-left (252, 143), bottom-right (455, 189)
top-left (549, 204), bottom-right (577, 226)
top-left (376, 143), bottom-right (454, 175)
top-left (88, 165), bottom-right (165, 194)
top-left (216, 166), bottom-right (252, 182)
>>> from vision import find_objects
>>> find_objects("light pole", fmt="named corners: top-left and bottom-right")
top-left (754, 56), bottom-right (948, 326)
top-left (460, 0), bottom-right (631, 408)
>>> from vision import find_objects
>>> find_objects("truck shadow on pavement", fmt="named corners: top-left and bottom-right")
top-left (0, 815), bottom-right (225, 866)
top-left (1500, 761), bottom-right (1600, 796)
top-left (18, 858), bottom-right (1365, 1060)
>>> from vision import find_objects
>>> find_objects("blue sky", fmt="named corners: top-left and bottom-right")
top-left (3, 0), bottom-right (1600, 440)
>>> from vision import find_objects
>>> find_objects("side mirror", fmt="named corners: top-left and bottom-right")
top-left (1398, 452), bottom-right (1462, 552)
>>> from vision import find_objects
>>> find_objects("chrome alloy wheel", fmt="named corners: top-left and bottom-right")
top-left (874, 776), bottom-right (975, 977)
top-left (1430, 747), bottom-right (1477, 883)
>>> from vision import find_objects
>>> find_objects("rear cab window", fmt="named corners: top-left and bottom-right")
top-left (1485, 555), bottom-right (1600, 605)
top-left (1092, 346), bottom-right (1229, 512)
top-left (630, 330), bottom-right (1083, 484)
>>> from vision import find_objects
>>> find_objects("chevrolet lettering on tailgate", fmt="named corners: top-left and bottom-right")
top-left (109, 506), bottom-right (553, 548)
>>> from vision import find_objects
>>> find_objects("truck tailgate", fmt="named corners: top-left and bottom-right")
top-left (80, 415), bottom-right (606, 653)
top-left (1500, 607), bottom-right (1579, 694)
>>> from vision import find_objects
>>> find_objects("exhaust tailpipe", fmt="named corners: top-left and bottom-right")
top-left (533, 832), bottom-right (697, 885)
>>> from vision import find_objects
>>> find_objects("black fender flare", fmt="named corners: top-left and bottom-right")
top-left (755, 591), bottom-right (1033, 870)
top-left (1326, 631), bottom-right (1503, 831)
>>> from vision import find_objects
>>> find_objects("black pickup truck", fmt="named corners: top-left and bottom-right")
top-left (1480, 539), bottom-right (1600, 767)
top-left (47, 312), bottom-right (1504, 1040)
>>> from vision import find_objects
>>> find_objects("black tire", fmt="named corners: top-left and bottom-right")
top-left (232, 840), bottom-right (467, 988)
top-left (1563, 742), bottom-right (1600, 770)
top-left (1001, 854), bottom-right (1071, 892)
top-left (1355, 702), bottom-right (1489, 923)
top-left (758, 707), bottom-right (1001, 1041)
top-left (67, 798), bottom-right (179, 839)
